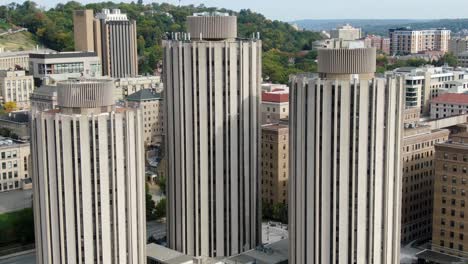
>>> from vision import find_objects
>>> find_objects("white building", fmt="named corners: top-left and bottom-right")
top-left (0, 70), bottom-right (34, 108)
top-left (0, 48), bottom-right (54, 71)
top-left (31, 79), bottom-right (146, 264)
top-left (289, 46), bottom-right (403, 264)
top-left (392, 66), bottom-right (467, 114)
top-left (330, 24), bottom-right (362, 41)
top-left (29, 51), bottom-right (101, 86)
top-left (29, 85), bottom-right (58, 112)
top-left (0, 137), bottom-right (30, 192)
top-left (430, 93), bottom-right (468, 119)
top-left (163, 13), bottom-right (262, 258)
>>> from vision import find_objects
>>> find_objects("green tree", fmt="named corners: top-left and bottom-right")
top-left (146, 184), bottom-right (157, 220)
top-left (155, 198), bottom-right (166, 220)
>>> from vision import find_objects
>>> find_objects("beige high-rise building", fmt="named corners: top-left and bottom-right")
top-left (73, 9), bottom-right (138, 78)
top-left (73, 10), bottom-right (95, 52)
top-left (0, 70), bottom-right (34, 109)
top-left (289, 44), bottom-right (403, 263)
top-left (401, 109), bottom-right (450, 244)
top-left (261, 124), bottom-right (288, 205)
top-left (389, 28), bottom-right (451, 55)
top-left (31, 79), bottom-right (146, 264)
top-left (449, 37), bottom-right (468, 56)
top-left (164, 13), bottom-right (262, 258)
top-left (433, 133), bottom-right (468, 258)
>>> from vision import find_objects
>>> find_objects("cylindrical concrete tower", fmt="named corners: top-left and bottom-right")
top-left (163, 13), bottom-right (262, 258)
top-left (289, 47), bottom-right (404, 264)
top-left (31, 79), bottom-right (146, 264)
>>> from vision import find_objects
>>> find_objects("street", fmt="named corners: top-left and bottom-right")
top-left (0, 251), bottom-right (35, 264)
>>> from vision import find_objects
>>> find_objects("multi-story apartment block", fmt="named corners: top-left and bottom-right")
top-left (433, 133), bottom-right (468, 258)
top-left (29, 51), bottom-right (101, 86)
top-left (164, 13), bottom-right (262, 258)
top-left (401, 109), bottom-right (450, 244)
top-left (364, 34), bottom-right (391, 54)
top-left (330, 24), bottom-right (362, 41)
top-left (394, 66), bottom-right (466, 114)
top-left (457, 51), bottom-right (468, 68)
top-left (389, 28), bottom-right (451, 55)
top-left (449, 37), bottom-right (468, 56)
top-left (261, 124), bottom-right (288, 205)
top-left (430, 93), bottom-right (468, 119)
top-left (0, 70), bottom-right (34, 108)
top-left (115, 75), bottom-right (163, 100)
top-left (0, 138), bottom-right (30, 192)
top-left (74, 9), bottom-right (138, 78)
top-left (290, 45), bottom-right (403, 263)
top-left (126, 89), bottom-right (164, 146)
top-left (261, 89), bottom-right (289, 124)
top-left (31, 79), bottom-right (146, 264)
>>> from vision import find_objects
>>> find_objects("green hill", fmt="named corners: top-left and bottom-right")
top-left (0, 31), bottom-right (39, 51)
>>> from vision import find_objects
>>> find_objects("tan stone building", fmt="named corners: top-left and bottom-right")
top-left (261, 89), bottom-right (289, 124)
top-left (0, 137), bottom-right (31, 192)
top-left (261, 124), bottom-right (288, 205)
top-left (401, 108), bottom-right (450, 244)
top-left (0, 70), bottom-right (34, 109)
top-left (433, 132), bottom-right (468, 258)
top-left (126, 89), bottom-right (164, 146)
top-left (330, 24), bottom-right (362, 41)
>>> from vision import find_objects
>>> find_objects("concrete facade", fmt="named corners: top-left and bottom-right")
top-left (389, 28), bottom-right (451, 55)
top-left (261, 89), bottom-right (289, 124)
top-left (433, 133), bottom-right (468, 258)
top-left (126, 89), bottom-right (164, 146)
top-left (0, 70), bottom-right (34, 108)
top-left (430, 93), bottom-right (468, 119)
top-left (449, 37), bottom-right (468, 56)
top-left (330, 24), bottom-right (362, 41)
top-left (289, 47), bottom-right (404, 264)
top-left (401, 121), bottom-right (450, 244)
top-left (31, 79), bottom-right (146, 264)
top-left (114, 75), bottom-right (163, 100)
top-left (0, 138), bottom-right (30, 193)
top-left (29, 51), bottom-right (101, 85)
top-left (30, 85), bottom-right (58, 112)
top-left (163, 14), bottom-right (262, 258)
top-left (261, 124), bottom-right (288, 205)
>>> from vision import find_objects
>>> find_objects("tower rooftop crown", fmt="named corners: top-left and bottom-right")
top-left (187, 14), bottom-right (237, 40)
top-left (57, 79), bottom-right (115, 110)
top-left (317, 46), bottom-right (376, 79)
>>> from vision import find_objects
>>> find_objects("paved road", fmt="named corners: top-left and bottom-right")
top-left (0, 252), bottom-right (35, 264)
top-left (147, 220), bottom-right (166, 240)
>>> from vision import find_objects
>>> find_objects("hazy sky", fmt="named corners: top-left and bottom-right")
top-left (4, 0), bottom-right (468, 21)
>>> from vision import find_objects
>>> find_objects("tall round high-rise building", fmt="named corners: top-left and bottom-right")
top-left (163, 13), bottom-right (262, 258)
top-left (31, 79), bottom-right (146, 264)
top-left (289, 44), bottom-right (404, 264)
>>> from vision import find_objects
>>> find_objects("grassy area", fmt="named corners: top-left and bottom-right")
top-left (0, 208), bottom-right (35, 248)
top-left (0, 31), bottom-right (38, 51)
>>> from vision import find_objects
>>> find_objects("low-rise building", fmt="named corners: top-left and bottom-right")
top-left (457, 51), bottom-right (468, 68)
top-left (364, 34), bottom-right (390, 54)
top-left (0, 48), bottom-right (54, 71)
top-left (114, 75), bottom-right (163, 100)
top-left (0, 70), bottom-right (34, 109)
top-left (430, 93), bottom-right (468, 119)
top-left (261, 89), bottom-right (289, 124)
top-left (432, 133), bottom-right (468, 258)
top-left (29, 51), bottom-right (101, 86)
top-left (126, 89), bottom-right (164, 146)
top-left (0, 111), bottom-right (30, 141)
top-left (0, 137), bottom-right (31, 192)
top-left (29, 85), bottom-right (58, 112)
top-left (261, 124), bottom-right (289, 205)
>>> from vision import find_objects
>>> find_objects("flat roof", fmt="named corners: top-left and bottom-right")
top-left (223, 239), bottom-right (288, 264)
top-left (146, 243), bottom-right (193, 263)
top-left (416, 249), bottom-right (466, 264)
top-left (29, 51), bottom-right (98, 59)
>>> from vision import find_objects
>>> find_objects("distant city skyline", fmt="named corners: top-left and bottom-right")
top-left (14, 0), bottom-right (468, 22)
